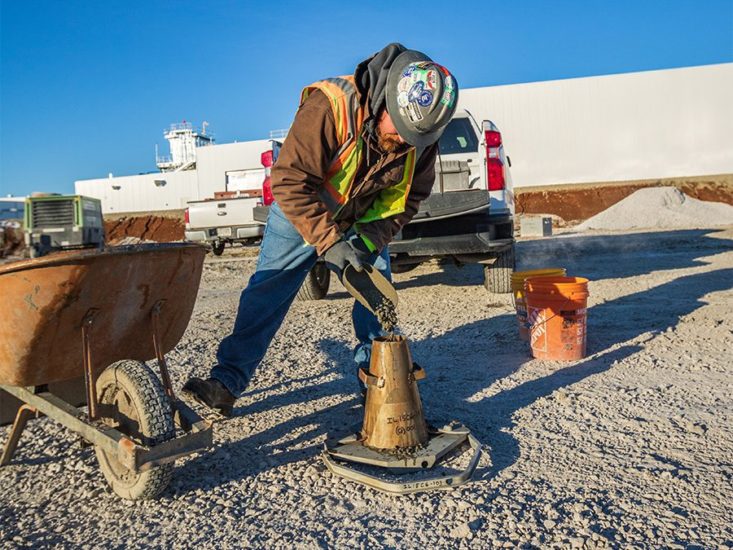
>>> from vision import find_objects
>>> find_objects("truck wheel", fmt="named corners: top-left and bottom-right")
top-left (95, 360), bottom-right (175, 500)
top-left (296, 262), bottom-right (330, 301)
top-left (211, 241), bottom-right (225, 256)
top-left (484, 245), bottom-right (515, 294)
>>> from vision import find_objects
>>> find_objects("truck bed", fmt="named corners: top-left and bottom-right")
top-left (187, 195), bottom-right (260, 230)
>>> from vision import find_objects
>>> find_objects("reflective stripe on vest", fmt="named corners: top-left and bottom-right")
top-left (300, 76), bottom-right (416, 222)
top-left (355, 149), bottom-right (416, 225)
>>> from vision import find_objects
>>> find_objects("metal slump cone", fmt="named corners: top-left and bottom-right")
top-left (361, 335), bottom-right (429, 450)
top-left (324, 334), bottom-right (484, 494)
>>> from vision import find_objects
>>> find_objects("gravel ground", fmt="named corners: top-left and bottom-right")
top-left (2, 226), bottom-right (732, 548)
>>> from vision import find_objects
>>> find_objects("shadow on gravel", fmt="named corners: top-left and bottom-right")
top-left (475, 344), bottom-right (643, 480)
top-left (518, 228), bottom-right (733, 283)
top-left (587, 266), bottom-right (733, 349)
top-left (320, 262), bottom-right (487, 302)
top-left (173, 243), bottom-right (732, 495)
top-left (382, 228), bottom-right (733, 291)
top-left (439, 266), bottom-right (733, 486)
top-left (321, 229), bottom-right (733, 301)
top-left (392, 262), bottom-right (486, 291)
top-left (171, 383), bottom-right (363, 494)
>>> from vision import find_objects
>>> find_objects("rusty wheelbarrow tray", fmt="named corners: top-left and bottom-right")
top-left (0, 243), bottom-right (213, 499)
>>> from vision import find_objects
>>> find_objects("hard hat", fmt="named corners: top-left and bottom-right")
top-left (385, 50), bottom-right (459, 147)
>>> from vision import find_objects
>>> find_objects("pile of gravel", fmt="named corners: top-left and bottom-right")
top-left (576, 186), bottom-right (733, 231)
top-left (2, 229), bottom-right (733, 547)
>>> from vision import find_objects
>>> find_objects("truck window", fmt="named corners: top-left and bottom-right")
top-left (438, 118), bottom-right (478, 155)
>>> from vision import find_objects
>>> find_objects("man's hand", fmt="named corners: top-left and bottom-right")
top-left (323, 235), bottom-right (372, 274)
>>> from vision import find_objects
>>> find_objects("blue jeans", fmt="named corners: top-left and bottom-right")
top-left (212, 202), bottom-right (391, 396)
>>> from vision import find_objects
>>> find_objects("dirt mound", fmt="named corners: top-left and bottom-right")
top-left (577, 186), bottom-right (733, 230)
top-left (104, 216), bottom-right (184, 244)
top-left (516, 175), bottom-right (733, 224)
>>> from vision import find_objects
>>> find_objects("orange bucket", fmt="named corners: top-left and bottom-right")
top-left (511, 268), bottom-right (566, 340)
top-left (524, 276), bottom-right (590, 361)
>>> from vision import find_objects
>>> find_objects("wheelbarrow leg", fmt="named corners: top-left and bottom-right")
top-left (151, 300), bottom-right (175, 400)
top-left (82, 309), bottom-right (101, 420)
top-left (0, 404), bottom-right (38, 466)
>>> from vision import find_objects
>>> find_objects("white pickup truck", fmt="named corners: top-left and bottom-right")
top-left (184, 190), bottom-right (265, 255)
top-left (389, 110), bottom-right (516, 291)
top-left (254, 109), bottom-right (516, 297)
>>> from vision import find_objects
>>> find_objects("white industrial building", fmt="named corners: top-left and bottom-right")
top-left (76, 63), bottom-right (733, 214)
top-left (75, 120), bottom-right (271, 213)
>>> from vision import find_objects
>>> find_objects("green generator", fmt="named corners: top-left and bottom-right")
top-left (24, 195), bottom-right (104, 257)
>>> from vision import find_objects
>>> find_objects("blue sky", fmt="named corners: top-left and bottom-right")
top-left (1, 0), bottom-right (732, 197)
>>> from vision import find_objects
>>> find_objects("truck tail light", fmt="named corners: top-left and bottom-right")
top-left (485, 130), bottom-right (505, 191)
top-left (487, 158), bottom-right (505, 190)
top-left (262, 179), bottom-right (274, 206)
top-left (485, 130), bottom-right (502, 147)
top-left (184, 208), bottom-right (190, 225)
top-left (261, 150), bottom-right (275, 206)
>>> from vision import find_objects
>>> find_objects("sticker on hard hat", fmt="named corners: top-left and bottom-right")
top-left (425, 70), bottom-right (437, 90)
top-left (407, 81), bottom-right (425, 103)
top-left (418, 90), bottom-right (433, 107)
top-left (441, 89), bottom-right (456, 108)
top-left (436, 64), bottom-right (451, 76)
top-left (404, 102), bottom-right (423, 122)
top-left (397, 91), bottom-right (409, 108)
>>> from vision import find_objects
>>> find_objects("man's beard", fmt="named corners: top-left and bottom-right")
top-left (376, 128), bottom-right (405, 153)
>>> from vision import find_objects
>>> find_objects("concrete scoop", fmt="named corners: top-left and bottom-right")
top-left (342, 264), bottom-right (398, 317)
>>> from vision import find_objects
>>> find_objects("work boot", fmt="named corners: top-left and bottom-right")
top-left (182, 377), bottom-right (236, 417)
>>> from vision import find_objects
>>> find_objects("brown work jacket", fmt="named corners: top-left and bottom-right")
top-left (271, 89), bottom-right (438, 255)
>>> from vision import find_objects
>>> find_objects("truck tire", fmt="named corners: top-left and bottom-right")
top-left (211, 241), bottom-right (225, 256)
top-left (484, 245), bottom-right (515, 294)
top-left (296, 263), bottom-right (330, 301)
top-left (95, 360), bottom-right (176, 500)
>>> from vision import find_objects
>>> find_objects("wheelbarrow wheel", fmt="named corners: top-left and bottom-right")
top-left (95, 360), bottom-right (176, 500)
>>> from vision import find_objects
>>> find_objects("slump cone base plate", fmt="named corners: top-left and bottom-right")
top-left (321, 423), bottom-right (484, 495)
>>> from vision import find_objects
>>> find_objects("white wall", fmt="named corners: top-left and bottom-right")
top-left (75, 171), bottom-right (198, 213)
top-left (77, 63), bottom-right (733, 213)
top-left (458, 63), bottom-right (733, 187)
top-left (77, 139), bottom-right (270, 213)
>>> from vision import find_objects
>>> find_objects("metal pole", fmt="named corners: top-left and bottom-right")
top-left (151, 300), bottom-right (175, 399)
top-left (81, 309), bottom-right (100, 420)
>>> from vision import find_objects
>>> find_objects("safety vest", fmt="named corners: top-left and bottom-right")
top-left (300, 76), bottom-right (417, 226)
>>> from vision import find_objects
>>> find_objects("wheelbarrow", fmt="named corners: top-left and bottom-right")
top-left (0, 243), bottom-right (212, 500)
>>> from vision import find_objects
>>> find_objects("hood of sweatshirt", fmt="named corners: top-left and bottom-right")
top-left (354, 43), bottom-right (408, 141)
